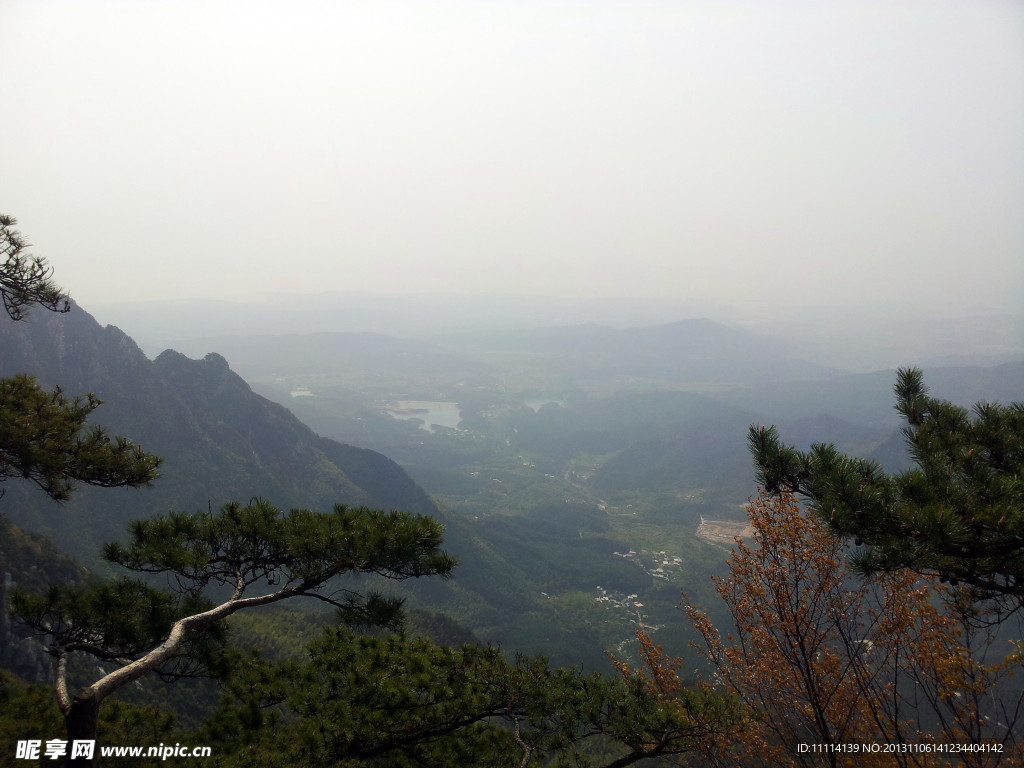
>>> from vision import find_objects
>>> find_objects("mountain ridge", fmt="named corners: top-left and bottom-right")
top-left (0, 303), bottom-right (439, 561)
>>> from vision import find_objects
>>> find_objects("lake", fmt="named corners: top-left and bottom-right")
top-left (383, 400), bottom-right (462, 432)
top-left (523, 399), bottom-right (565, 412)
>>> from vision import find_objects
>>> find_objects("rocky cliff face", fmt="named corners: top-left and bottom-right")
top-left (0, 303), bottom-right (439, 561)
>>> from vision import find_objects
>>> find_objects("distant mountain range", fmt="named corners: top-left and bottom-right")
top-left (89, 293), bottom-right (736, 353)
top-left (156, 317), bottom-right (842, 402)
top-left (442, 318), bottom-right (842, 391)
top-left (90, 294), bottom-right (1024, 374)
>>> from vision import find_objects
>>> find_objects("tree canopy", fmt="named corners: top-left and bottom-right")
top-left (0, 214), bottom-right (69, 320)
top-left (675, 491), bottom-right (1024, 766)
top-left (749, 367), bottom-right (1024, 603)
top-left (0, 214), bottom-right (160, 501)
top-left (0, 374), bottom-right (161, 500)
top-left (11, 500), bottom-right (456, 761)
top-left (197, 622), bottom-right (744, 768)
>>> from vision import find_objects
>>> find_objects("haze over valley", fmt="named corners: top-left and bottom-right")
top-left (5, 295), bottom-right (1021, 673)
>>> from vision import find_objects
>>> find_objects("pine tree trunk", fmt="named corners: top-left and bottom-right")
top-left (64, 692), bottom-right (100, 766)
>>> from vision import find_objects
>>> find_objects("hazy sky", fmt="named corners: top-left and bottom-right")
top-left (2, 0), bottom-right (1022, 312)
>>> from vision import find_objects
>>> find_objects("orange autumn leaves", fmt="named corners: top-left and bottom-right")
top-left (629, 492), bottom-right (1024, 767)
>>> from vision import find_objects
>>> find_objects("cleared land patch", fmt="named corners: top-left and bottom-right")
top-left (697, 517), bottom-right (753, 547)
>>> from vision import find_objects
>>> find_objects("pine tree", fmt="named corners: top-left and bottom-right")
top-left (748, 367), bottom-right (1024, 606)
top-left (11, 500), bottom-right (456, 764)
top-left (0, 215), bottom-right (69, 320)
top-left (0, 214), bottom-right (160, 500)
top-left (203, 622), bottom-right (743, 767)
top-left (0, 374), bottom-right (161, 500)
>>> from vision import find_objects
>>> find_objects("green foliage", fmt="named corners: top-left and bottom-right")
top-left (0, 672), bottom-right (196, 768)
top-left (0, 515), bottom-right (91, 592)
top-left (227, 604), bottom-right (333, 659)
top-left (103, 500), bottom-right (456, 629)
top-left (0, 374), bottom-right (161, 501)
top-left (9, 499), bottom-right (456, 753)
top-left (0, 216), bottom-right (159, 503)
top-left (0, 215), bottom-right (68, 321)
top-left (750, 366), bottom-right (1024, 602)
top-left (12, 579), bottom-right (225, 678)
top-left (405, 608), bottom-right (480, 646)
top-left (290, 630), bottom-right (519, 766)
top-left (0, 671), bottom-right (65, 740)
top-left (201, 625), bottom-right (740, 768)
